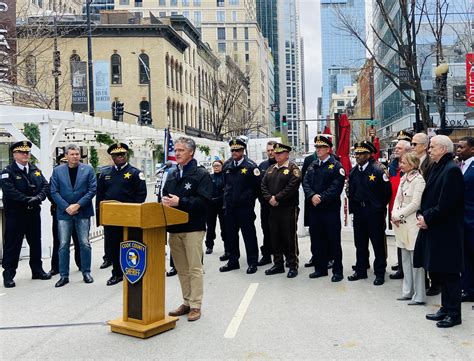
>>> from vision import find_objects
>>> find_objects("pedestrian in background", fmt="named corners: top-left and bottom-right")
top-left (1, 141), bottom-right (51, 288)
top-left (415, 135), bottom-right (464, 328)
top-left (50, 144), bottom-right (96, 288)
top-left (391, 152), bottom-right (426, 305)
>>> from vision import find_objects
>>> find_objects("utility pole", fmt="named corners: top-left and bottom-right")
top-left (52, 17), bottom-right (60, 110)
top-left (86, 0), bottom-right (94, 116)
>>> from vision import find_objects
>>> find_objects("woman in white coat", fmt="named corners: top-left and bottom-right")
top-left (391, 152), bottom-right (426, 305)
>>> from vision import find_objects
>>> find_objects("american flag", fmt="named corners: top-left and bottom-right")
top-left (165, 128), bottom-right (177, 164)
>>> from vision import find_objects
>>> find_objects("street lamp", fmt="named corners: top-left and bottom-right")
top-left (132, 51), bottom-right (152, 124)
top-left (86, 0), bottom-right (94, 116)
top-left (435, 62), bottom-right (449, 134)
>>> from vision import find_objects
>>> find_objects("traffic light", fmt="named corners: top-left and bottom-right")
top-left (117, 102), bottom-right (124, 116)
top-left (139, 109), bottom-right (151, 125)
top-left (112, 101), bottom-right (119, 121)
top-left (282, 115), bottom-right (287, 126)
top-left (53, 51), bottom-right (60, 68)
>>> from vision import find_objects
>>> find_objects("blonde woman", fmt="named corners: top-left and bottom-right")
top-left (391, 152), bottom-right (426, 305)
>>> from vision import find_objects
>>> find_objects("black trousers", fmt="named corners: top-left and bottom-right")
top-left (461, 229), bottom-right (474, 296)
top-left (431, 272), bottom-right (462, 317)
top-left (2, 210), bottom-right (44, 280)
top-left (352, 206), bottom-right (387, 277)
top-left (259, 204), bottom-right (272, 258)
top-left (205, 201), bottom-right (226, 251)
top-left (308, 208), bottom-right (342, 275)
top-left (51, 212), bottom-right (81, 271)
top-left (268, 206), bottom-right (299, 269)
top-left (226, 206), bottom-right (259, 267)
top-left (104, 226), bottom-right (124, 277)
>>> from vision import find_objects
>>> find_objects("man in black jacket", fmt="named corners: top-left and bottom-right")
top-left (205, 159), bottom-right (226, 255)
top-left (348, 141), bottom-right (392, 286)
top-left (1, 141), bottom-right (51, 288)
top-left (163, 137), bottom-right (212, 322)
top-left (220, 138), bottom-right (261, 274)
top-left (96, 143), bottom-right (147, 286)
top-left (303, 135), bottom-right (345, 281)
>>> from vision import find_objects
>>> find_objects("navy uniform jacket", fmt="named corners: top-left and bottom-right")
top-left (0, 162), bottom-right (49, 215)
top-left (96, 163), bottom-right (147, 220)
top-left (210, 172), bottom-right (225, 204)
top-left (464, 159), bottom-right (474, 232)
top-left (348, 159), bottom-right (392, 214)
top-left (162, 158), bottom-right (212, 233)
top-left (303, 157), bottom-right (345, 211)
top-left (223, 156), bottom-right (261, 209)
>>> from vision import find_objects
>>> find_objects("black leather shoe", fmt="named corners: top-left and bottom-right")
top-left (373, 277), bottom-right (385, 286)
top-left (461, 293), bottom-right (474, 302)
top-left (287, 269), bottom-right (298, 278)
top-left (257, 256), bottom-right (272, 266)
top-left (83, 274), bottom-right (94, 284)
top-left (352, 264), bottom-right (370, 271)
top-left (436, 316), bottom-right (462, 328)
top-left (265, 265), bottom-right (285, 275)
top-left (331, 274), bottom-right (344, 282)
top-left (327, 260), bottom-right (334, 269)
top-left (219, 253), bottom-right (230, 261)
top-left (219, 263), bottom-right (240, 272)
top-left (391, 264), bottom-right (399, 271)
top-left (347, 272), bottom-right (368, 281)
top-left (100, 260), bottom-right (112, 269)
top-left (55, 278), bottom-right (69, 288)
top-left (309, 270), bottom-right (328, 279)
top-left (246, 265), bottom-right (258, 274)
top-left (48, 269), bottom-right (59, 276)
top-left (205, 248), bottom-right (213, 255)
top-left (166, 267), bottom-right (177, 277)
top-left (426, 309), bottom-right (448, 321)
top-left (106, 275), bottom-right (123, 286)
top-left (304, 257), bottom-right (314, 268)
top-left (32, 272), bottom-right (52, 280)
top-left (426, 285), bottom-right (442, 296)
top-left (3, 279), bottom-right (15, 288)
top-left (389, 271), bottom-right (404, 280)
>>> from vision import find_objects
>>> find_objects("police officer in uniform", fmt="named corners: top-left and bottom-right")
top-left (1, 141), bottom-right (51, 288)
top-left (96, 143), bottom-right (147, 286)
top-left (348, 141), bottom-right (392, 286)
top-left (303, 135), bottom-right (345, 281)
top-left (261, 143), bottom-right (301, 278)
top-left (220, 138), bottom-right (261, 274)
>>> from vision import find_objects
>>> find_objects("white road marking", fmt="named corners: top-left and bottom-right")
top-left (224, 283), bottom-right (259, 339)
top-left (0, 293), bottom-right (6, 296)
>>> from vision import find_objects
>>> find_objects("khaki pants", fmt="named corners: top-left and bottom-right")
top-left (169, 231), bottom-right (205, 309)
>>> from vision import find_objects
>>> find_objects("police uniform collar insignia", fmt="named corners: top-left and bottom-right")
top-left (253, 168), bottom-right (260, 176)
top-left (369, 174), bottom-right (376, 181)
top-left (124, 172), bottom-right (132, 179)
top-left (184, 182), bottom-right (192, 190)
top-left (328, 164), bottom-right (334, 169)
top-left (34, 171), bottom-right (41, 176)
top-left (241, 167), bottom-right (247, 174)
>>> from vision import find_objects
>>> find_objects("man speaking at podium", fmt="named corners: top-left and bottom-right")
top-left (162, 137), bottom-right (212, 322)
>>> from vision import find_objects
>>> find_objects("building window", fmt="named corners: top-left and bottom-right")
top-left (159, 11), bottom-right (166, 16)
top-left (216, 10), bottom-right (225, 22)
top-left (337, 100), bottom-right (345, 107)
top-left (170, 0), bottom-right (177, 5)
top-left (244, 27), bottom-right (248, 40)
top-left (218, 43), bottom-right (226, 53)
top-left (229, 0), bottom-right (239, 4)
top-left (245, 53), bottom-right (249, 62)
top-left (182, 0), bottom-right (189, 5)
top-left (233, 42), bottom-right (238, 51)
top-left (245, 42), bottom-right (249, 51)
top-left (217, 0), bottom-right (224, 7)
top-left (165, 54), bottom-right (170, 86)
top-left (182, 10), bottom-right (189, 18)
top-left (171, 11), bottom-right (178, 15)
top-left (194, 11), bottom-right (201, 26)
top-left (138, 53), bottom-right (150, 84)
top-left (119, 0), bottom-right (129, 4)
top-left (232, 27), bottom-right (237, 39)
top-left (135, 0), bottom-right (142, 7)
top-left (25, 55), bottom-right (37, 87)
top-left (217, 27), bottom-right (226, 40)
top-left (111, 53), bottom-right (121, 84)
top-left (193, 0), bottom-right (201, 5)
top-left (159, 0), bottom-right (166, 5)
top-left (231, 11), bottom-right (237, 21)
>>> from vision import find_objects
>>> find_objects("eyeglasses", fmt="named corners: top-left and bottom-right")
top-left (231, 149), bottom-right (243, 153)
top-left (411, 143), bottom-right (418, 146)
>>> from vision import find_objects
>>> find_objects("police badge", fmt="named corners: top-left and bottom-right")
top-left (120, 241), bottom-right (147, 284)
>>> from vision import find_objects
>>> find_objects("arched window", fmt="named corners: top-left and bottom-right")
top-left (165, 54), bottom-right (170, 86)
top-left (138, 53), bottom-right (150, 84)
top-left (170, 57), bottom-right (174, 89)
top-left (167, 98), bottom-right (171, 122)
top-left (185, 103), bottom-right (189, 125)
top-left (175, 60), bottom-right (179, 91)
top-left (172, 100), bottom-right (176, 128)
top-left (25, 55), bottom-right (37, 87)
top-left (184, 70), bottom-right (188, 92)
top-left (179, 64), bottom-right (183, 93)
top-left (189, 73), bottom-right (193, 95)
top-left (192, 49), bottom-right (196, 68)
top-left (111, 53), bottom-right (121, 84)
top-left (180, 104), bottom-right (184, 129)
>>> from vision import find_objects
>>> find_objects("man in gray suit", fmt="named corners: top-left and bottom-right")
top-left (50, 144), bottom-right (97, 287)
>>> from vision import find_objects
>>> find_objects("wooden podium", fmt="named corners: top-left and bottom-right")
top-left (100, 201), bottom-right (188, 339)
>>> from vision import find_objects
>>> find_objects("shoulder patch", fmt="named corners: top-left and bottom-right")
top-left (383, 173), bottom-right (389, 182)
top-left (139, 172), bottom-right (145, 180)
top-left (339, 168), bottom-right (345, 177)
top-left (253, 168), bottom-right (261, 176)
top-left (293, 168), bottom-right (301, 177)
top-left (1, 173), bottom-right (9, 179)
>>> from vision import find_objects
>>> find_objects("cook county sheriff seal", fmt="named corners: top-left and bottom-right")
top-left (120, 241), bottom-right (147, 284)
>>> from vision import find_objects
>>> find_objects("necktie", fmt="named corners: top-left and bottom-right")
top-left (319, 160), bottom-right (323, 167)
top-left (359, 166), bottom-right (363, 172)
top-left (460, 161), bottom-right (465, 171)
top-left (23, 167), bottom-right (28, 175)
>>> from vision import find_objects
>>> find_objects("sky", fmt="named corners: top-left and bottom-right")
top-left (299, 0), bottom-right (322, 133)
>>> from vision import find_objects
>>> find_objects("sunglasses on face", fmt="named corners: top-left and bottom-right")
top-left (231, 149), bottom-right (243, 153)
top-left (411, 143), bottom-right (418, 146)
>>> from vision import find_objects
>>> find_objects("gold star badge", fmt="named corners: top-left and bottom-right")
top-left (124, 172), bottom-right (132, 179)
top-left (34, 171), bottom-right (41, 176)
top-left (369, 174), bottom-right (376, 181)
top-left (241, 168), bottom-right (247, 174)
top-left (328, 164), bottom-right (334, 169)
top-left (283, 169), bottom-right (289, 175)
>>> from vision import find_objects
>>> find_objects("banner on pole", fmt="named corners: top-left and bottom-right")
top-left (71, 61), bottom-right (88, 113)
top-left (93, 61), bottom-right (111, 112)
top-left (467, 53), bottom-right (474, 107)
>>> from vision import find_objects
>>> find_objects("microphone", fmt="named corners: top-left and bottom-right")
top-left (156, 161), bottom-right (173, 174)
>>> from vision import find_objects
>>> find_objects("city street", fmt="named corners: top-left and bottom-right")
top-left (1, 230), bottom-right (473, 360)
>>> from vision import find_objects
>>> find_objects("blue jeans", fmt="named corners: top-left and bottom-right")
top-left (58, 218), bottom-right (91, 277)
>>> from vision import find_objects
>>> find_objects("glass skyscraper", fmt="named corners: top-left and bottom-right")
top-left (320, 0), bottom-right (366, 120)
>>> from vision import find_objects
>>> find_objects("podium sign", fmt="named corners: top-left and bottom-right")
top-left (100, 202), bottom-right (188, 339)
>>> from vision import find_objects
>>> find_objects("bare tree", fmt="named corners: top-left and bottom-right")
top-left (335, 0), bottom-right (452, 131)
top-left (226, 105), bottom-right (261, 137)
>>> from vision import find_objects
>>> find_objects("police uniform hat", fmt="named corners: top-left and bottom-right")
top-left (10, 140), bottom-right (32, 153)
top-left (314, 135), bottom-right (333, 148)
top-left (354, 140), bottom-right (377, 154)
top-left (273, 142), bottom-right (292, 153)
top-left (229, 138), bottom-right (246, 150)
top-left (107, 142), bottom-right (129, 155)
top-left (397, 130), bottom-right (413, 141)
